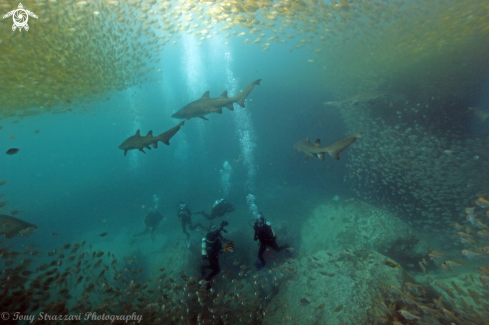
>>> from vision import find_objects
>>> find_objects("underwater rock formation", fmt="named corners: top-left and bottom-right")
top-left (300, 199), bottom-right (431, 269)
top-left (263, 249), bottom-right (407, 325)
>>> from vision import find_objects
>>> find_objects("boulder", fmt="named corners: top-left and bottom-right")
top-left (300, 200), bottom-right (431, 269)
top-left (263, 249), bottom-right (408, 325)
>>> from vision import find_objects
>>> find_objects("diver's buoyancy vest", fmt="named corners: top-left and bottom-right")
top-left (205, 231), bottom-right (222, 253)
top-left (257, 223), bottom-right (275, 241)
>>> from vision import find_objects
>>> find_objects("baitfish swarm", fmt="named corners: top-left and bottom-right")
top-left (0, 0), bottom-right (488, 117)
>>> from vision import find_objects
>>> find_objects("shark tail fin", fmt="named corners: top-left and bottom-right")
top-left (328, 150), bottom-right (341, 160)
top-left (236, 96), bottom-right (246, 108)
top-left (234, 79), bottom-right (261, 108)
top-left (159, 121), bottom-right (185, 145)
top-left (326, 133), bottom-right (363, 160)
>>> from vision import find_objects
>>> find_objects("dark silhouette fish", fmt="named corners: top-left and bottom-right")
top-left (118, 122), bottom-right (184, 156)
top-left (0, 214), bottom-right (37, 239)
top-left (6, 148), bottom-right (19, 155)
top-left (171, 79), bottom-right (261, 120)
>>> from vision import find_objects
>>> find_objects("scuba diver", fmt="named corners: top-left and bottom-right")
top-left (201, 220), bottom-right (233, 289)
top-left (177, 201), bottom-right (205, 248)
top-left (195, 199), bottom-right (235, 221)
top-left (253, 213), bottom-right (290, 271)
top-left (130, 208), bottom-right (163, 244)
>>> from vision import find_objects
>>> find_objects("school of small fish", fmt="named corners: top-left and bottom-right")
top-left (369, 196), bottom-right (489, 324)
top-left (0, 0), bottom-right (488, 118)
top-left (0, 238), bottom-right (299, 324)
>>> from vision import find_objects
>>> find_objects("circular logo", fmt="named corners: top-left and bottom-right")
top-left (13, 9), bottom-right (28, 28)
top-left (1, 312), bottom-right (10, 320)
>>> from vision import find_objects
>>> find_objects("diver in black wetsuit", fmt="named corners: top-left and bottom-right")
top-left (201, 221), bottom-right (231, 288)
top-left (253, 213), bottom-right (290, 270)
top-left (144, 209), bottom-right (163, 235)
top-left (131, 208), bottom-right (163, 243)
top-left (195, 199), bottom-right (235, 221)
top-left (178, 202), bottom-right (205, 240)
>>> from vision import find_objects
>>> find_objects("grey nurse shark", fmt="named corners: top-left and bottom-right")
top-left (171, 79), bottom-right (261, 120)
top-left (118, 122), bottom-right (184, 156)
top-left (294, 133), bottom-right (363, 161)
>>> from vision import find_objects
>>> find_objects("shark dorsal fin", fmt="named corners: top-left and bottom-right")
top-left (147, 130), bottom-right (153, 137)
top-left (135, 129), bottom-right (140, 136)
top-left (219, 91), bottom-right (228, 98)
top-left (314, 139), bottom-right (321, 146)
top-left (201, 91), bottom-right (210, 99)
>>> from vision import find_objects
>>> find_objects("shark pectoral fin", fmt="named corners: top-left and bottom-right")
top-left (219, 91), bottom-right (228, 98)
top-left (152, 142), bottom-right (158, 148)
top-left (199, 116), bottom-right (209, 120)
top-left (147, 130), bottom-right (153, 137)
top-left (317, 153), bottom-right (325, 161)
top-left (124, 150), bottom-right (127, 156)
top-left (314, 139), bottom-right (321, 146)
top-left (201, 91), bottom-right (210, 99)
top-left (225, 103), bottom-right (234, 111)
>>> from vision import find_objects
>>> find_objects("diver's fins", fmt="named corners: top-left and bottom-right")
top-left (186, 237), bottom-right (191, 249)
top-left (255, 261), bottom-right (265, 271)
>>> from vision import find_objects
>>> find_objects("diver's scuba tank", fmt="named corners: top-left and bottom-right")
top-left (201, 237), bottom-right (207, 258)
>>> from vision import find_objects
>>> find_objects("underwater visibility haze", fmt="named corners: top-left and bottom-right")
top-left (1, 0), bottom-right (489, 324)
